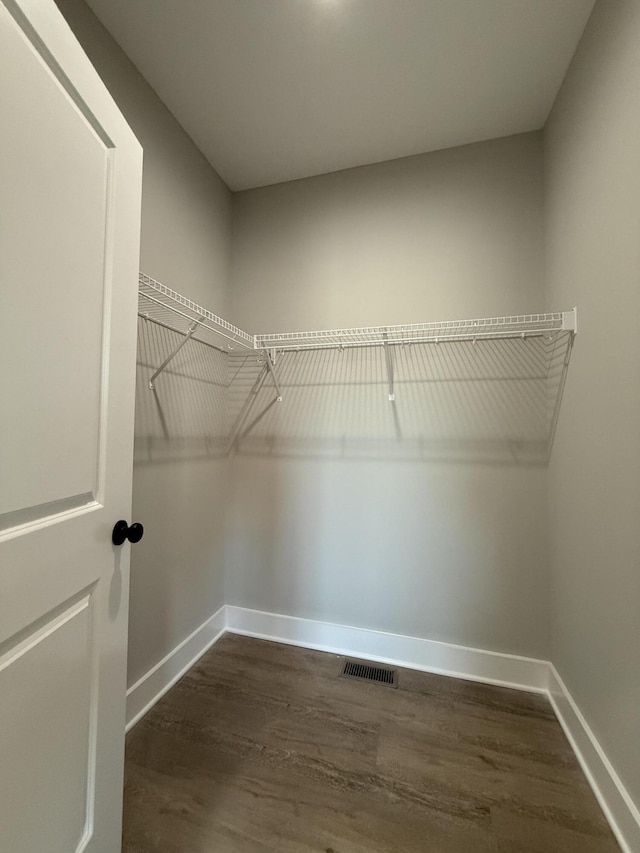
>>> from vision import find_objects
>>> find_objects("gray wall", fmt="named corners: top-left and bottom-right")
top-left (228, 134), bottom-right (551, 658)
top-left (55, 0), bottom-right (232, 688)
top-left (231, 134), bottom-right (544, 331)
top-left (544, 0), bottom-right (640, 807)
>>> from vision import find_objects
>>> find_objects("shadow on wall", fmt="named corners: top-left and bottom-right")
top-left (134, 318), bottom-right (229, 464)
top-left (134, 317), bottom-right (572, 467)
top-left (229, 334), bottom-right (572, 466)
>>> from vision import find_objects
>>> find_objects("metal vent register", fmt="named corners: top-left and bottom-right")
top-left (341, 660), bottom-right (397, 687)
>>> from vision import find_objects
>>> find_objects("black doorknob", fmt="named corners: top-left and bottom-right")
top-left (112, 520), bottom-right (144, 546)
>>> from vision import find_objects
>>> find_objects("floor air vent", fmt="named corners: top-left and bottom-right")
top-left (341, 660), bottom-right (397, 687)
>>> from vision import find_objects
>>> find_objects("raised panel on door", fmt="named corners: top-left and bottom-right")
top-left (0, 590), bottom-right (97, 853)
top-left (0, 0), bottom-right (110, 527)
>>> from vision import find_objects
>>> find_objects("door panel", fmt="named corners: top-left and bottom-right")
top-left (0, 2), bottom-right (109, 523)
top-left (0, 589), bottom-right (96, 853)
top-left (0, 0), bottom-right (142, 850)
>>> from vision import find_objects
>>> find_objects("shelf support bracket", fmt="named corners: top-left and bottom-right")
top-left (148, 320), bottom-right (200, 390)
top-left (383, 338), bottom-right (395, 402)
top-left (263, 348), bottom-right (283, 402)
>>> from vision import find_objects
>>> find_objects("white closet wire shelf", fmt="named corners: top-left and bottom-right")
top-left (137, 272), bottom-right (577, 464)
top-left (138, 273), bottom-right (255, 390)
top-left (139, 272), bottom-right (577, 355)
top-left (139, 272), bottom-right (255, 350)
top-left (254, 311), bottom-right (577, 351)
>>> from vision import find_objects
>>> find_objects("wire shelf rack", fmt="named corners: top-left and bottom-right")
top-left (255, 311), bottom-right (577, 351)
top-left (136, 273), bottom-right (576, 460)
top-left (138, 272), bottom-right (576, 355)
top-left (138, 273), bottom-right (255, 352)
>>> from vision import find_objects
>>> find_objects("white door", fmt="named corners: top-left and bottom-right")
top-left (0, 0), bottom-right (142, 850)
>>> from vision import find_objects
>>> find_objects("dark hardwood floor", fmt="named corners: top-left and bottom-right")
top-left (123, 634), bottom-right (619, 852)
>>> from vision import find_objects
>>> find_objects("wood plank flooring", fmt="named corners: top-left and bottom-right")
top-left (123, 634), bottom-right (620, 852)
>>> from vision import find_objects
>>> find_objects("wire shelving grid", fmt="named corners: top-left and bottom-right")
top-left (137, 273), bottom-right (577, 462)
top-left (255, 312), bottom-right (576, 351)
top-left (138, 273), bottom-right (255, 352)
top-left (139, 272), bottom-right (576, 353)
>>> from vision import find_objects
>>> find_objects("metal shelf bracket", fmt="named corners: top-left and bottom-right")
top-left (264, 348), bottom-right (283, 402)
top-left (148, 320), bottom-right (200, 390)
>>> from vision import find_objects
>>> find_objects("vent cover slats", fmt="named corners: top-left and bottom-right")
top-left (342, 660), bottom-right (397, 687)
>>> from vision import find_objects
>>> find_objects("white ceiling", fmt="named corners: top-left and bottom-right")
top-left (86, 0), bottom-right (595, 191)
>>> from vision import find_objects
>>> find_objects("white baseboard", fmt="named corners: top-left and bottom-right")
top-left (125, 604), bottom-right (226, 732)
top-left (224, 605), bottom-right (550, 693)
top-left (548, 665), bottom-right (640, 853)
top-left (125, 603), bottom-right (639, 851)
